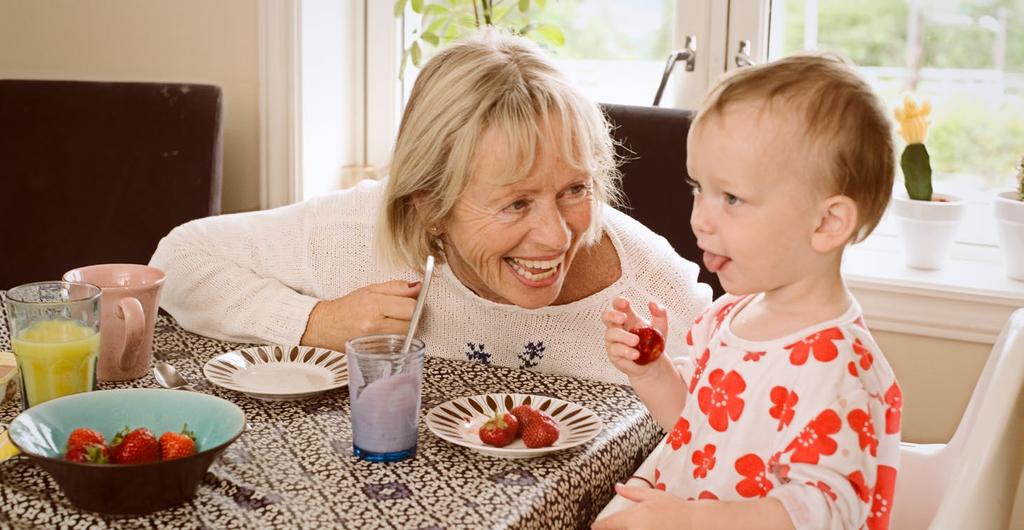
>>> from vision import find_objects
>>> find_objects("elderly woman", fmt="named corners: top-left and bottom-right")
top-left (150, 30), bottom-right (710, 384)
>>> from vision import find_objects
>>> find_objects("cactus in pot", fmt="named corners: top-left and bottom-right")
top-left (893, 93), bottom-right (933, 201)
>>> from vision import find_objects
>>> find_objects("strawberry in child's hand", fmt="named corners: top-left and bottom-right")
top-left (160, 424), bottom-right (197, 461)
top-left (65, 442), bottom-right (110, 463)
top-left (65, 427), bottom-right (106, 453)
top-left (521, 414), bottom-right (559, 448)
top-left (110, 426), bottom-right (160, 464)
top-left (630, 326), bottom-right (665, 365)
top-left (478, 412), bottom-right (520, 447)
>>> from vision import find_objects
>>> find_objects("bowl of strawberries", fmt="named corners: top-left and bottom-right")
top-left (6, 388), bottom-right (245, 515)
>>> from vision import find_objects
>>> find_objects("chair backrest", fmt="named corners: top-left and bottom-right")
top-left (601, 103), bottom-right (724, 298)
top-left (893, 308), bottom-right (1024, 529)
top-left (0, 79), bottom-right (223, 289)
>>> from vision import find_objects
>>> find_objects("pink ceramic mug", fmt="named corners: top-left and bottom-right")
top-left (63, 264), bottom-right (165, 381)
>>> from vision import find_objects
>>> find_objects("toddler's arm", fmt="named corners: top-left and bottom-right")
top-left (602, 297), bottom-right (686, 431)
top-left (592, 484), bottom-right (795, 530)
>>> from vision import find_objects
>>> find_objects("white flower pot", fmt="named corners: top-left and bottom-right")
top-left (890, 193), bottom-right (966, 270)
top-left (994, 191), bottom-right (1024, 281)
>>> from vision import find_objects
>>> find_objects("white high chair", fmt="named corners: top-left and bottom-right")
top-left (892, 308), bottom-right (1024, 529)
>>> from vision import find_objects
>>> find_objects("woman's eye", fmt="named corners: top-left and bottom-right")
top-left (724, 193), bottom-right (742, 206)
top-left (505, 199), bottom-right (530, 212)
top-left (569, 184), bottom-right (587, 195)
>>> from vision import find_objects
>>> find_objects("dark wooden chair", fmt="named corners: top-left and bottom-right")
top-left (0, 79), bottom-right (223, 289)
top-left (602, 103), bottom-right (724, 298)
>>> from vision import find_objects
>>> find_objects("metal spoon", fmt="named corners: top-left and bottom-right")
top-left (154, 362), bottom-right (196, 391)
top-left (402, 254), bottom-right (434, 354)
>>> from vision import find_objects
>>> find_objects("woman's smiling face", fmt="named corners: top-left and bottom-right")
top-left (441, 126), bottom-right (596, 309)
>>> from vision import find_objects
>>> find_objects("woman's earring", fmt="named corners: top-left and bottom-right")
top-left (429, 226), bottom-right (440, 235)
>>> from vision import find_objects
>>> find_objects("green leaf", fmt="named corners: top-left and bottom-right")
top-left (393, 0), bottom-right (409, 17)
top-left (426, 15), bottom-right (446, 35)
top-left (901, 143), bottom-right (933, 201)
top-left (421, 31), bottom-right (440, 46)
top-left (532, 24), bottom-right (565, 46)
top-left (411, 0), bottom-right (424, 14)
top-left (398, 49), bottom-right (410, 81)
top-left (423, 3), bottom-right (449, 17)
top-left (411, 41), bottom-right (423, 68)
top-left (518, 0), bottom-right (529, 12)
top-left (535, 0), bottom-right (546, 7)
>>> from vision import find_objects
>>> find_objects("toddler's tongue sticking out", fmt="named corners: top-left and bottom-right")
top-left (703, 251), bottom-right (731, 273)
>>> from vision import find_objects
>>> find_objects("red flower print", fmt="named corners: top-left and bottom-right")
top-left (884, 383), bottom-right (902, 435)
top-left (694, 312), bottom-right (704, 325)
top-left (686, 327), bottom-right (694, 346)
top-left (768, 451), bottom-right (790, 482)
top-left (691, 444), bottom-right (717, 479)
top-left (667, 416), bottom-right (692, 450)
top-left (867, 465), bottom-right (898, 530)
top-left (743, 350), bottom-right (766, 362)
top-left (688, 348), bottom-right (710, 394)
top-left (698, 369), bottom-right (746, 432)
top-left (785, 409), bottom-right (841, 464)
top-left (784, 327), bottom-right (844, 366)
top-left (847, 408), bottom-right (878, 457)
top-left (807, 481), bottom-right (838, 501)
top-left (847, 470), bottom-right (870, 503)
top-left (853, 339), bottom-right (874, 370)
top-left (769, 386), bottom-right (798, 431)
top-left (848, 361), bottom-right (858, 376)
top-left (735, 454), bottom-right (774, 498)
top-left (653, 468), bottom-right (667, 491)
top-left (713, 301), bottom-right (738, 331)
top-left (687, 490), bottom-right (720, 501)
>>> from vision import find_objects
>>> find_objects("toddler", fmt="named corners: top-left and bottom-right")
top-left (595, 54), bottom-right (902, 530)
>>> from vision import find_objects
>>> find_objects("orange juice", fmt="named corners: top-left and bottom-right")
top-left (12, 319), bottom-right (100, 407)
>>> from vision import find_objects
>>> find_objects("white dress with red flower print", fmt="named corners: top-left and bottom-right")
top-left (600, 294), bottom-right (902, 530)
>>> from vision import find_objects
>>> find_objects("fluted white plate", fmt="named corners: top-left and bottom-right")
top-left (425, 393), bottom-right (603, 459)
top-left (203, 345), bottom-right (348, 401)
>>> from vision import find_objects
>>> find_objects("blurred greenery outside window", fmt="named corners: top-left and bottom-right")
top-left (771, 0), bottom-right (1024, 245)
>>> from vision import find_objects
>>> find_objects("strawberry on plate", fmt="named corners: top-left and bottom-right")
top-left (160, 424), bottom-right (198, 461)
top-left (110, 426), bottom-right (160, 464)
top-left (521, 414), bottom-right (560, 448)
top-left (510, 404), bottom-right (538, 426)
top-left (478, 412), bottom-right (520, 447)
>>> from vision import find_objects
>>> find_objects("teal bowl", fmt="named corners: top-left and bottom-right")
top-left (8, 388), bottom-right (245, 515)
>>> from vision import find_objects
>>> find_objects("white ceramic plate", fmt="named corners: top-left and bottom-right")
top-left (203, 345), bottom-right (348, 401)
top-left (425, 393), bottom-right (603, 458)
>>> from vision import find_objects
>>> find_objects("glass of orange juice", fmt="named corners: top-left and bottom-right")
top-left (4, 281), bottom-right (101, 409)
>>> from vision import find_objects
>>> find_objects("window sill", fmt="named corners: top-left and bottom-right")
top-left (842, 235), bottom-right (1024, 344)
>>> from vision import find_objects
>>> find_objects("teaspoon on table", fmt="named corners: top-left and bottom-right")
top-left (154, 362), bottom-right (196, 391)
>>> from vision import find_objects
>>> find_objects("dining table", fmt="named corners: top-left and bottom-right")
top-left (0, 309), bottom-right (664, 529)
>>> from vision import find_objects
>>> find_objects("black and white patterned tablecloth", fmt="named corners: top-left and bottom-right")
top-left (0, 313), bottom-right (663, 530)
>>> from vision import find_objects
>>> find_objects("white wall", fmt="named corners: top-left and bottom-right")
top-left (0, 0), bottom-right (262, 213)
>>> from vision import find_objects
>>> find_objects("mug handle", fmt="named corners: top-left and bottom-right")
top-left (116, 297), bottom-right (146, 371)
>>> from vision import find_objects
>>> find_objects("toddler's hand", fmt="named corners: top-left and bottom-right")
top-left (602, 297), bottom-right (669, 378)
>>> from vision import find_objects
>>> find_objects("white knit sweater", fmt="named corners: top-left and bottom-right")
top-left (150, 178), bottom-right (711, 384)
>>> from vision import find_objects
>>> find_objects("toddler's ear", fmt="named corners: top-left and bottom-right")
top-left (812, 195), bottom-right (858, 252)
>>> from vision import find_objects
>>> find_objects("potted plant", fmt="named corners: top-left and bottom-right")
top-left (889, 93), bottom-right (966, 270)
top-left (993, 157), bottom-right (1024, 281)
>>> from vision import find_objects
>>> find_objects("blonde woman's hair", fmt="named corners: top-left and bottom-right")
top-left (694, 53), bottom-right (894, 243)
top-left (378, 29), bottom-right (621, 271)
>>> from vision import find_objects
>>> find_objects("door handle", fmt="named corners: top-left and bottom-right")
top-left (653, 34), bottom-right (697, 106)
top-left (735, 39), bottom-right (755, 68)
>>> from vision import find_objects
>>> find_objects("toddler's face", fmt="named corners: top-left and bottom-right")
top-left (686, 101), bottom-right (830, 296)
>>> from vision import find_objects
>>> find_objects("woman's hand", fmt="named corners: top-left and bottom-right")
top-left (602, 297), bottom-right (670, 379)
top-left (301, 280), bottom-right (422, 351)
top-left (591, 484), bottom-right (690, 530)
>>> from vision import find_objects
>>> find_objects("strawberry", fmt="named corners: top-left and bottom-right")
top-left (521, 414), bottom-right (560, 448)
top-left (110, 426), bottom-right (160, 464)
top-left (510, 404), bottom-right (538, 426)
top-left (65, 442), bottom-right (110, 464)
top-left (478, 412), bottom-right (520, 447)
top-left (160, 424), bottom-right (197, 461)
top-left (630, 326), bottom-right (665, 365)
top-left (65, 427), bottom-right (106, 453)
